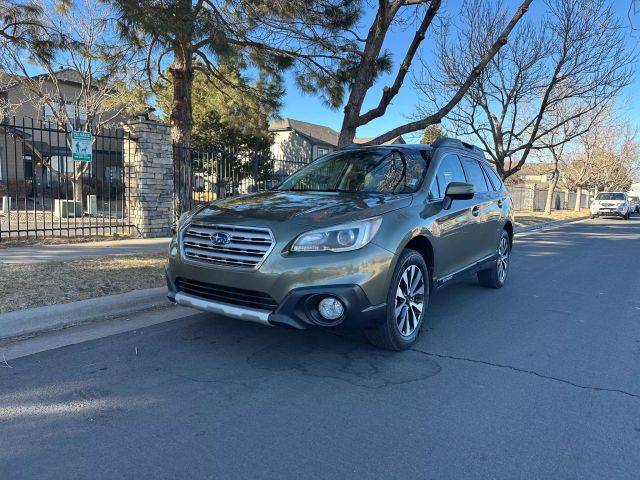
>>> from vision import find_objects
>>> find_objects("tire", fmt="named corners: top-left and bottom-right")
top-left (365, 249), bottom-right (429, 351)
top-left (590, 214), bottom-right (596, 219)
top-left (624, 212), bottom-right (630, 220)
top-left (478, 230), bottom-right (511, 289)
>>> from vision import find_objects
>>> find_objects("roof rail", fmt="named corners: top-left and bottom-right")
top-left (431, 137), bottom-right (484, 156)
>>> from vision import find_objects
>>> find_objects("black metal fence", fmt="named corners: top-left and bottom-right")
top-left (173, 143), bottom-right (310, 212)
top-left (1, 117), bottom-right (313, 242)
top-left (0, 117), bottom-right (132, 241)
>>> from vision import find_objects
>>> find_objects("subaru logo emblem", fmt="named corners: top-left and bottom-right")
top-left (210, 232), bottom-right (231, 246)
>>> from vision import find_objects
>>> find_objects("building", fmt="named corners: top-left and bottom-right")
top-left (0, 69), bottom-right (125, 194)
top-left (505, 162), bottom-right (558, 184)
top-left (268, 118), bottom-right (406, 163)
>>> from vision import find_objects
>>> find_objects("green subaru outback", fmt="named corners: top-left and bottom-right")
top-left (166, 138), bottom-right (514, 350)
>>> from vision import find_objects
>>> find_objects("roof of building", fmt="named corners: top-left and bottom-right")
top-left (32, 68), bottom-right (84, 85)
top-left (1, 68), bottom-right (85, 92)
top-left (269, 118), bottom-right (339, 146)
top-left (0, 71), bottom-right (26, 91)
top-left (269, 118), bottom-right (406, 146)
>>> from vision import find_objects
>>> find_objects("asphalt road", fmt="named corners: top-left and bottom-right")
top-left (2, 216), bottom-right (640, 479)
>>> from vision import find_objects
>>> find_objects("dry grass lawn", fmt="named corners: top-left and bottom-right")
top-left (0, 253), bottom-right (166, 313)
top-left (514, 209), bottom-right (589, 227)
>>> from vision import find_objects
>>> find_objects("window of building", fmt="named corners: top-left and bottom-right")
top-left (44, 100), bottom-right (86, 124)
top-left (23, 155), bottom-right (34, 179)
top-left (316, 147), bottom-right (330, 158)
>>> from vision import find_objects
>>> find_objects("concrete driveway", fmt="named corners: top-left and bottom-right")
top-left (1, 216), bottom-right (639, 479)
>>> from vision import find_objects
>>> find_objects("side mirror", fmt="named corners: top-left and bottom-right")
top-left (442, 182), bottom-right (475, 210)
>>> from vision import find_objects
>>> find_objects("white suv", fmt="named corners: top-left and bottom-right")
top-left (590, 192), bottom-right (630, 220)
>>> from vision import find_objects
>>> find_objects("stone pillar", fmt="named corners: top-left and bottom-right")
top-left (123, 120), bottom-right (173, 238)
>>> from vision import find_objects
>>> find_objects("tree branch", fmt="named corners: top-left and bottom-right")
top-left (365, 0), bottom-right (533, 145)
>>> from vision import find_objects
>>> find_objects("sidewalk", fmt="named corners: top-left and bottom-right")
top-left (514, 214), bottom-right (589, 234)
top-left (0, 237), bottom-right (171, 264)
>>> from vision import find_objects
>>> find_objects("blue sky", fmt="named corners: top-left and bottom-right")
top-left (278, 0), bottom-right (640, 141)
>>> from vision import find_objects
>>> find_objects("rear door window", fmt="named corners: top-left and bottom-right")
top-left (461, 157), bottom-right (489, 194)
top-left (482, 163), bottom-right (505, 192)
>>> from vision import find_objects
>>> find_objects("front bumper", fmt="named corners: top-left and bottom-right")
top-left (167, 271), bottom-right (386, 330)
top-left (166, 237), bottom-right (394, 330)
top-left (590, 208), bottom-right (626, 216)
top-left (589, 205), bottom-right (628, 217)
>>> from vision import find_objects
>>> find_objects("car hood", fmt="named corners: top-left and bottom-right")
top-left (192, 190), bottom-right (412, 228)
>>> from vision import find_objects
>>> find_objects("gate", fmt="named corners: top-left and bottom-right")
top-left (0, 117), bottom-right (132, 241)
top-left (173, 143), bottom-right (309, 212)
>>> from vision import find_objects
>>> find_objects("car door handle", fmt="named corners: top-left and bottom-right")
top-left (471, 205), bottom-right (480, 217)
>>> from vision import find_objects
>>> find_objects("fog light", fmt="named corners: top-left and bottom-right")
top-left (318, 297), bottom-right (344, 320)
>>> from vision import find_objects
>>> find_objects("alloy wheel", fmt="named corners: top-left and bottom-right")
top-left (497, 235), bottom-right (510, 283)
top-left (395, 265), bottom-right (425, 337)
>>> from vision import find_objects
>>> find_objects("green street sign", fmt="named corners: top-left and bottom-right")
top-left (71, 130), bottom-right (93, 162)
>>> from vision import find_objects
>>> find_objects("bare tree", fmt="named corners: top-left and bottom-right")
top-left (418, 0), bottom-right (633, 180)
top-left (336, 0), bottom-right (532, 146)
top-left (2, 0), bottom-right (147, 205)
top-left (540, 120), bottom-right (570, 215)
top-left (241, 0), bottom-right (532, 147)
top-left (564, 117), bottom-right (638, 208)
top-left (539, 103), bottom-right (605, 214)
top-left (591, 124), bottom-right (638, 192)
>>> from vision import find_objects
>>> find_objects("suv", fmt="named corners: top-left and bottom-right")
top-left (166, 139), bottom-right (514, 350)
top-left (590, 192), bottom-right (631, 220)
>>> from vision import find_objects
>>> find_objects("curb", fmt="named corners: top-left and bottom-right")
top-left (514, 215), bottom-right (589, 234)
top-left (0, 287), bottom-right (170, 342)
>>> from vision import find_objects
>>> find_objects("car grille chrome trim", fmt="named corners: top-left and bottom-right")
top-left (181, 223), bottom-right (275, 269)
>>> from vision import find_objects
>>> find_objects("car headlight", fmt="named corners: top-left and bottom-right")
top-left (291, 217), bottom-right (382, 253)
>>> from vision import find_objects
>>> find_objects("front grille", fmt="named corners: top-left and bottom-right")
top-left (176, 278), bottom-right (278, 311)
top-left (181, 223), bottom-right (274, 269)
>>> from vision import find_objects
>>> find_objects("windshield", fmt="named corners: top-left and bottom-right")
top-left (277, 149), bottom-right (426, 194)
top-left (595, 193), bottom-right (625, 201)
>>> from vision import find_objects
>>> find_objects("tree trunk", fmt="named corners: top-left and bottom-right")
top-left (574, 185), bottom-right (582, 211)
top-left (337, 8), bottom-right (390, 147)
top-left (170, 31), bottom-right (194, 223)
top-left (543, 171), bottom-right (559, 215)
top-left (73, 177), bottom-right (83, 208)
top-left (72, 162), bottom-right (90, 213)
